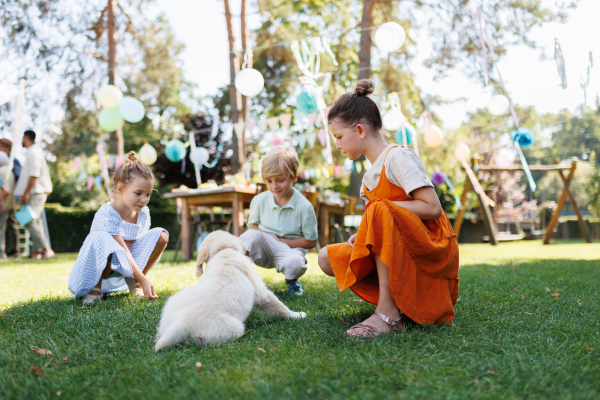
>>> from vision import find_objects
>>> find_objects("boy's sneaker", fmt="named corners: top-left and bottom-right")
top-left (286, 279), bottom-right (304, 296)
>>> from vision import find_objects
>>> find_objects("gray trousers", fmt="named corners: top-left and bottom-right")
top-left (239, 229), bottom-right (308, 280)
top-left (25, 193), bottom-right (49, 252)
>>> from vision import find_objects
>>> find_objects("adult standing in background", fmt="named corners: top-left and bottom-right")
top-left (0, 151), bottom-right (16, 259)
top-left (0, 138), bottom-right (21, 259)
top-left (13, 130), bottom-right (54, 259)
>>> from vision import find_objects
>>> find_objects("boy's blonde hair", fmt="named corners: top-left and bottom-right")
top-left (261, 147), bottom-right (299, 180)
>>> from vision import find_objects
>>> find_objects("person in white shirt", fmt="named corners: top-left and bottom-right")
top-left (13, 130), bottom-right (55, 259)
top-left (0, 151), bottom-right (15, 259)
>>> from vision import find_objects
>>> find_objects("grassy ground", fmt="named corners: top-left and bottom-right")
top-left (1, 240), bottom-right (599, 399)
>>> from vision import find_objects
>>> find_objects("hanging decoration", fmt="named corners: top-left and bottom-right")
top-left (190, 147), bottom-right (209, 165)
top-left (495, 149), bottom-right (514, 169)
top-left (234, 50), bottom-right (264, 97)
top-left (290, 37), bottom-right (334, 164)
top-left (511, 128), bottom-right (534, 147)
top-left (395, 123), bottom-right (415, 147)
top-left (317, 130), bottom-right (327, 146)
top-left (165, 140), bottom-right (187, 162)
top-left (297, 134), bottom-right (307, 150)
top-left (257, 120), bottom-right (268, 134)
top-left (454, 143), bottom-right (471, 162)
top-left (139, 143), bottom-right (158, 165)
top-left (233, 122), bottom-right (245, 137)
top-left (554, 38), bottom-right (567, 89)
top-left (478, 6), bottom-right (536, 192)
top-left (424, 125), bottom-right (443, 148)
top-left (488, 95), bottom-right (509, 116)
top-left (279, 114), bottom-right (292, 130)
top-left (432, 171), bottom-right (445, 186)
top-left (98, 85), bottom-right (123, 108)
top-left (373, 22), bottom-right (406, 53)
top-left (295, 87), bottom-right (319, 114)
top-left (98, 108), bottom-right (123, 132)
top-left (580, 51), bottom-right (593, 105)
top-left (6, 79), bottom-right (24, 183)
top-left (382, 93), bottom-right (404, 131)
top-left (0, 84), bottom-right (10, 106)
top-left (267, 117), bottom-right (279, 132)
top-left (118, 97), bottom-right (145, 123)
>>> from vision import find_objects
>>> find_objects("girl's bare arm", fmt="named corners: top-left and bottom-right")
top-left (391, 186), bottom-right (443, 220)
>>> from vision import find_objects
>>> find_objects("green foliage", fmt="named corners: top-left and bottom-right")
top-left (1, 241), bottom-right (600, 398)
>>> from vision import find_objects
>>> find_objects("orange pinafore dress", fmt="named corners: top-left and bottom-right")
top-left (328, 146), bottom-right (460, 326)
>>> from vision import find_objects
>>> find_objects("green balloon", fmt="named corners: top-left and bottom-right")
top-left (98, 107), bottom-right (123, 132)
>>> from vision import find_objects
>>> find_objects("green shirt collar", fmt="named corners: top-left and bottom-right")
top-left (268, 187), bottom-right (301, 210)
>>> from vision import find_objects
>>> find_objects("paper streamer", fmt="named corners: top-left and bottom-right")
top-left (297, 133), bottom-right (307, 150)
top-left (267, 117), bottom-right (279, 132)
top-left (321, 37), bottom-right (338, 66)
top-left (306, 133), bottom-right (317, 148)
top-left (581, 51), bottom-right (593, 104)
top-left (257, 120), bottom-right (268, 134)
top-left (513, 141), bottom-right (536, 192)
top-left (554, 38), bottom-right (567, 89)
top-left (279, 114), bottom-right (292, 130)
top-left (443, 175), bottom-right (462, 210)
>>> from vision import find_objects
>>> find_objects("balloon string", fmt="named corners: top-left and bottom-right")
top-left (443, 175), bottom-right (462, 210)
top-left (198, 145), bottom-right (223, 170)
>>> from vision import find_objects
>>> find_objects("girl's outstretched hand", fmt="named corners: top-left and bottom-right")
top-left (140, 278), bottom-right (157, 300)
top-left (347, 234), bottom-right (357, 248)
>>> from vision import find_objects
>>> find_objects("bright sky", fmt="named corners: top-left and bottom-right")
top-left (154, 0), bottom-right (600, 129)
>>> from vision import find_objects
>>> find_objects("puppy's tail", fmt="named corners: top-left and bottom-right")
top-left (155, 321), bottom-right (188, 352)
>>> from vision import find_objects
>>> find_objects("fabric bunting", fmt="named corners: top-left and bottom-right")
top-left (279, 114), bottom-right (292, 130)
top-left (328, 165), bottom-right (334, 175)
top-left (233, 122), bottom-right (245, 137)
top-left (305, 169), bottom-right (310, 179)
top-left (245, 121), bottom-right (256, 132)
top-left (306, 133), bottom-right (317, 148)
top-left (87, 177), bottom-right (94, 191)
top-left (77, 170), bottom-right (88, 182)
top-left (70, 158), bottom-right (82, 170)
top-left (297, 133), bottom-right (307, 150)
top-left (108, 154), bottom-right (116, 169)
top-left (310, 169), bottom-right (316, 178)
top-left (257, 120), bottom-right (268, 134)
top-left (317, 130), bottom-right (327, 146)
top-left (267, 117), bottom-right (280, 132)
top-left (114, 155), bottom-right (122, 170)
top-left (355, 161), bottom-right (362, 174)
top-left (315, 168), bottom-right (321, 179)
top-left (308, 112), bottom-right (317, 128)
top-left (322, 167), bottom-right (330, 178)
top-left (334, 165), bottom-right (341, 177)
top-left (94, 175), bottom-right (102, 190)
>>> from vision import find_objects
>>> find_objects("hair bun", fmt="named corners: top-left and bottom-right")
top-left (354, 79), bottom-right (375, 97)
top-left (126, 151), bottom-right (139, 162)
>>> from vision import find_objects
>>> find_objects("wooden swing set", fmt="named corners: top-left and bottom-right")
top-left (452, 157), bottom-right (592, 245)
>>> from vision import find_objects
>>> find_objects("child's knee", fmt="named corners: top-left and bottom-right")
top-left (279, 255), bottom-right (307, 279)
top-left (158, 231), bottom-right (169, 247)
top-left (318, 247), bottom-right (333, 276)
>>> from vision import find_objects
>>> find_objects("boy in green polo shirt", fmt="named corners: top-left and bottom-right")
top-left (240, 147), bottom-right (318, 296)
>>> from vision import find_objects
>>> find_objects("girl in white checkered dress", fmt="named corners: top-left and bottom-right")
top-left (68, 151), bottom-right (169, 304)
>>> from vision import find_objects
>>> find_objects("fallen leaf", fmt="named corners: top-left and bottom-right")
top-left (62, 356), bottom-right (68, 362)
top-left (545, 287), bottom-right (551, 292)
top-left (577, 300), bottom-right (582, 306)
top-left (541, 314), bottom-right (550, 317)
top-left (513, 288), bottom-right (520, 294)
top-left (457, 335), bottom-right (463, 337)
top-left (457, 298), bottom-right (462, 302)
top-left (195, 362), bottom-right (202, 372)
top-left (257, 347), bottom-right (268, 353)
top-left (56, 392), bottom-right (61, 396)
top-left (47, 322), bottom-right (51, 327)
top-left (31, 347), bottom-right (53, 356)
top-left (179, 363), bottom-right (186, 367)
top-left (338, 317), bottom-right (348, 325)
top-left (513, 267), bottom-right (517, 272)
top-left (310, 293), bottom-right (317, 299)
top-left (524, 312), bottom-right (534, 316)
top-left (30, 366), bottom-right (42, 376)
top-left (551, 293), bottom-right (560, 299)
top-left (582, 346), bottom-right (594, 351)
top-left (352, 299), bottom-right (364, 302)
top-left (521, 294), bottom-right (526, 298)
top-left (486, 370), bottom-right (495, 375)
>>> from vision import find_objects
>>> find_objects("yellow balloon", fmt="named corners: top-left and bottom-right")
top-left (98, 85), bottom-right (123, 108)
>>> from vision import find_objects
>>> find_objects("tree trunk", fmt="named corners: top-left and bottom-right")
top-left (106, 0), bottom-right (124, 157)
top-left (348, 0), bottom-right (375, 197)
top-left (224, 0), bottom-right (242, 173)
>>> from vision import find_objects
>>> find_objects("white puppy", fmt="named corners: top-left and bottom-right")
top-left (155, 230), bottom-right (306, 351)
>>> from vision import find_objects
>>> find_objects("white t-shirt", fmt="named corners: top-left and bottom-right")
top-left (0, 165), bottom-right (16, 210)
top-left (14, 143), bottom-right (53, 196)
top-left (360, 144), bottom-right (433, 203)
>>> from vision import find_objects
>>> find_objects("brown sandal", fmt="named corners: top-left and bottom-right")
top-left (347, 311), bottom-right (404, 337)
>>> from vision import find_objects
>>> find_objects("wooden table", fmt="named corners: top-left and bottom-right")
top-left (164, 186), bottom-right (258, 260)
top-left (319, 200), bottom-right (365, 248)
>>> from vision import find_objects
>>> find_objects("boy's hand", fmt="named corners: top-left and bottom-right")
top-left (140, 277), bottom-right (157, 300)
top-left (266, 232), bottom-right (281, 241)
top-left (347, 234), bottom-right (357, 248)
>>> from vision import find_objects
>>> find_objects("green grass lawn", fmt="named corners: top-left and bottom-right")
top-left (1, 240), bottom-right (599, 399)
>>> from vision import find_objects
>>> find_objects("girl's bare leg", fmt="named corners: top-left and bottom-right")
top-left (347, 253), bottom-right (402, 337)
top-left (318, 246), bottom-right (378, 284)
top-left (144, 231), bottom-right (169, 274)
top-left (88, 254), bottom-right (113, 295)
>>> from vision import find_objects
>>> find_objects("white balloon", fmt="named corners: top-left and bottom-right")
top-left (190, 147), bottom-right (209, 165)
top-left (98, 85), bottom-right (123, 108)
top-left (495, 148), bottom-right (516, 168)
top-left (374, 22), bottom-right (406, 53)
top-left (0, 84), bottom-right (10, 106)
top-left (382, 109), bottom-right (404, 131)
top-left (424, 125), bottom-right (443, 148)
top-left (235, 68), bottom-right (264, 97)
top-left (454, 143), bottom-right (471, 162)
top-left (488, 95), bottom-right (509, 116)
top-left (139, 143), bottom-right (157, 165)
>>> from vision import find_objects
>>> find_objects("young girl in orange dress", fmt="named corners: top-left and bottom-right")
top-left (318, 80), bottom-right (459, 337)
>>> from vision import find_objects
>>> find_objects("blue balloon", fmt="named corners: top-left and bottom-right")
top-left (165, 140), bottom-right (187, 162)
top-left (119, 97), bottom-right (145, 123)
top-left (395, 124), bottom-right (416, 146)
top-left (511, 127), bottom-right (534, 147)
top-left (296, 88), bottom-right (319, 114)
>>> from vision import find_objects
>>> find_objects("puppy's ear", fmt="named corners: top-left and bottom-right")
top-left (196, 242), bottom-right (210, 277)
top-left (196, 262), bottom-right (204, 277)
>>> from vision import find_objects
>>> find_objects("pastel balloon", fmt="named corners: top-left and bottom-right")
top-left (295, 88), bottom-right (319, 114)
top-left (165, 140), bottom-right (187, 162)
top-left (0, 84), bottom-right (10, 106)
top-left (424, 125), bottom-right (443, 148)
top-left (488, 95), bottom-right (509, 116)
top-left (382, 109), bottom-right (404, 131)
top-left (98, 107), bottom-right (123, 132)
top-left (495, 153), bottom-right (512, 169)
top-left (190, 147), bottom-right (209, 165)
top-left (511, 127), bottom-right (534, 147)
top-left (139, 143), bottom-right (158, 165)
top-left (98, 85), bottom-right (123, 108)
top-left (374, 22), bottom-right (406, 53)
top-left (119, 97), bottom-right (145, 123)
top-left (454, 143), bottom-right (471, 162)
top-left (432, 171), bottom-right (446, 186)
top-left (395, 124), bottom-right (415, 146)
top-left (235, 68), bottom-right (264, 97)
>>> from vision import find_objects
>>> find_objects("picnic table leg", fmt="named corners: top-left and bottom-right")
top-left (232, 193), bottom-right (244, 236)
top-left (544, 158), bottom-right (577, 244)
top-left (320, 204), bottom-right (329, 248)
top-left (558, 167), bottom-right (591, 243)
top-left (181, 197), bottom-right (191, 261)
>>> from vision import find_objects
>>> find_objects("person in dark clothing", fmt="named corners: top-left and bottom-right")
top-left (0, 138), bottom-right (21, 258)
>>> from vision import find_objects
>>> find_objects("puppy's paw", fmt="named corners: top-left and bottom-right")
top-left (291, 311), bottom-right (307, 319)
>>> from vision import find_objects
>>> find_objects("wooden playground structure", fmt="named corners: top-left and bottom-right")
top-left (453, 157), bottom-right (592, 245)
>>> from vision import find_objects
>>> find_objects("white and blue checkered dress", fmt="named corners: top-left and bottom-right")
top-left (68, 204), bottom-right (166, 298)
